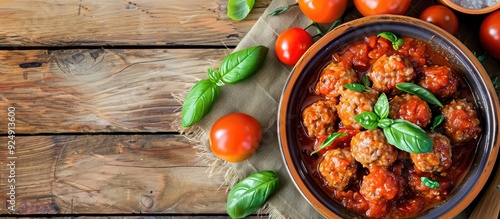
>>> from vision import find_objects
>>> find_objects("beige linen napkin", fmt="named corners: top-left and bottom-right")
top-left (176, 0), bottom-right (324, 218)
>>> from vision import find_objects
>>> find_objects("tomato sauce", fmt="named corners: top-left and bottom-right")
top-left (298, 35), bottom-right (480, 218)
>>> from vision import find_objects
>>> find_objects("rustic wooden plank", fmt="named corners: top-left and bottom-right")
top-left (0, 0), bottom-right (271, 47)
top-left (0, 48), bottom-right (231, 134)
top-left (0, 134), bottom-right (230, 214)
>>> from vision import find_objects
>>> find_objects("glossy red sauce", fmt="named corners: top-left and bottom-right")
top-left (297, 35), bottom-right (480, 218)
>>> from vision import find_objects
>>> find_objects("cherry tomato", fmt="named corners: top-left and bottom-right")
top-left (354, 0), bottom-right (411, 17)
top-left (419, 5), bottom-right (459, 35)
top-left (209, 112), bottom-right (262, 162)
top-left (275, 28), bottom-right (314, 66)
top-left (479, 10), bottom-right (500, 59)
top-left (298, 0), bottom-right (348, 24)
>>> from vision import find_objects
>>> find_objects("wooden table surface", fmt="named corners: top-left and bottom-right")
top-left (0, 0), bottom-right (498, 218)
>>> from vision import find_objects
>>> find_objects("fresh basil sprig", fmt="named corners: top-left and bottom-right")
top-left (430, 115), bottom-right (444, 133)
top-left (355, 112), bottom-right (379, 130)
top-left (218, 46), bottom-right (269, 84)
top-left (181, 79), bottom-right (220, 127)
top-left (378, 32), bottom-right (404, 50)
top-left (227, 170), bottom-right (279, 219)
top-left (396, 83), bottom-right (443, 107)
top-left (227, 0), bottom-right (255, 21)
top-left (384, 120), bottom-right (433, 154)
top-left (421, 177), bottom-right (440, 189)
top-left (354, 93), bottom-right (433, 154)
top-left (310, 132), bottom-right (348, 156)
top-left (344, 83), bottom-right (367, 92)
top-left (362, 74), bottom-right (372, 87)
top-left (181, 46), bottom-right (269, 127)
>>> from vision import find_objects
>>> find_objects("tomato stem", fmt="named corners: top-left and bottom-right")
top-left (327, 18), bottom-right (342, 32)
top-left (268, 3), bottom-right (298, 16)
top-left (305, 22), bottom-right (325, 38)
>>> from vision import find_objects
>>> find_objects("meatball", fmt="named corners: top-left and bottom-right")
top-left (368, 54), bottom-right (416, 93)
top-left (302, 99), bottom-right (338, 138)
top-left (351, 129), bottom-right (398, 169)
top-left (315, 61), bottom-right (360, 98)
top-left (418, 65), bottom-right (458, 98)
top-left (389, 93), bottom-right (432, 128)
top-left (336, 88), bottom-right (379, 130)
top-left (408, 172), bottom-right (452, 200)
top-left (410, 132), bottom-right (452, 173)
top-left (441, 99), bottom-right (482, 143)
top-left (319, 149), bottom-right (358, 190)
top-left (335, 190), bottom-right (369, 215)
top-left (360, 167), bottom-right (399, 204)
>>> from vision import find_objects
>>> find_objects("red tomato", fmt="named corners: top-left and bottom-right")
top-left (298, 0), bottom-right (348, 24)
top-left (480, 10), bottom-right (500, 59)
top-left (275, 27), bottom-right (314, 66)
top-left (354, 0), bottom-right (411, 17)
top-left (419, 5), bottom-right (459, 35)
top-left (209, 112), bottom-right (262, 162)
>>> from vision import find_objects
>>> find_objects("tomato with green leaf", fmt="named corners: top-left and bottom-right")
top-left (209, 112), bottom-right (262, 162)
top-left (275, 27), bottom-right (314, 66)
top-left (298, 0), bottom-right (348, 24)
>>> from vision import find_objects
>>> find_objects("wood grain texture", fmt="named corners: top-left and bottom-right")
top-left (0, 48), bottom-right (233, 133)
top-left (470, 162), bottom-right (500, 219)
top-left (0, 0), bottom-right (271, 47)
top-left (0, 135), bottom-right (229, 214)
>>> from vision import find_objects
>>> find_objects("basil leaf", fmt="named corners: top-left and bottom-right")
top-left (227, 170), bottom-right (279, 219)
top-left (207, 68), bottom-right (225, 87)
top-left (474, 52), bottom-right (487, 63)
top-left (393, 38), bottom-right (404, 50)
top-left (421, 177), bottom-right (440, 189)
top-left (181, 79), bottom-right (220, 127)
top-left (383, 120), bottom-right (433, 153)
top-left (219, 46), bottom-right (269, 84)
top-left (374, 93), bottom-right (389, 119)
top-left (430, 115), bottom-right (444, 133)
top-left (344, 83), bottom-right (367, 92)
top-left (362, 74), bottom-right (371, 87)
top-left (310, 132), bottom-right (348, 156)
top-left (227, 0), bottom-right (255, 21)
top-left (378, 32), bottom-right (398, 42)
top-left (396, 83), bottom-right (444, 107)
top-left (378, 118), bottom-right (394, 129)
top-left (378, 32), bottom-right (403, 50)
top-left (354, 112), bottom-right (380, 130)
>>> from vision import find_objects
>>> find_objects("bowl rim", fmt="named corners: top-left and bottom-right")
top-left (278, 15), bottom-right (500, 218)
top-left (438, 0), bottom-right (500, 14)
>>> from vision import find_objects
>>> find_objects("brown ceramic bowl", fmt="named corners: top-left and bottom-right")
top-left (278, 15), bottom-right (499, 218)
top-left (438, 0), bottom-right (500, 14)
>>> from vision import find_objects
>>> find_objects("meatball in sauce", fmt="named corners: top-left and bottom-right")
top-left (319, 148), bottom-right (358, 190)
top-left (442, 99), bottom-right (482, 143)
top-left (351, 129), bottom-right (398, 170)
top-left (368, 54), bottom-right (415, 93)
top-left (336, 88), bottom-right (379, 130)
top-left (302, 99), bottom-right (338, 138)
top-left (315, 61), bottom-right (360, 99)
top-left (389, 93), bottom-right (433, 128)
top-left (418, 65), bottom-right (459, 99)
